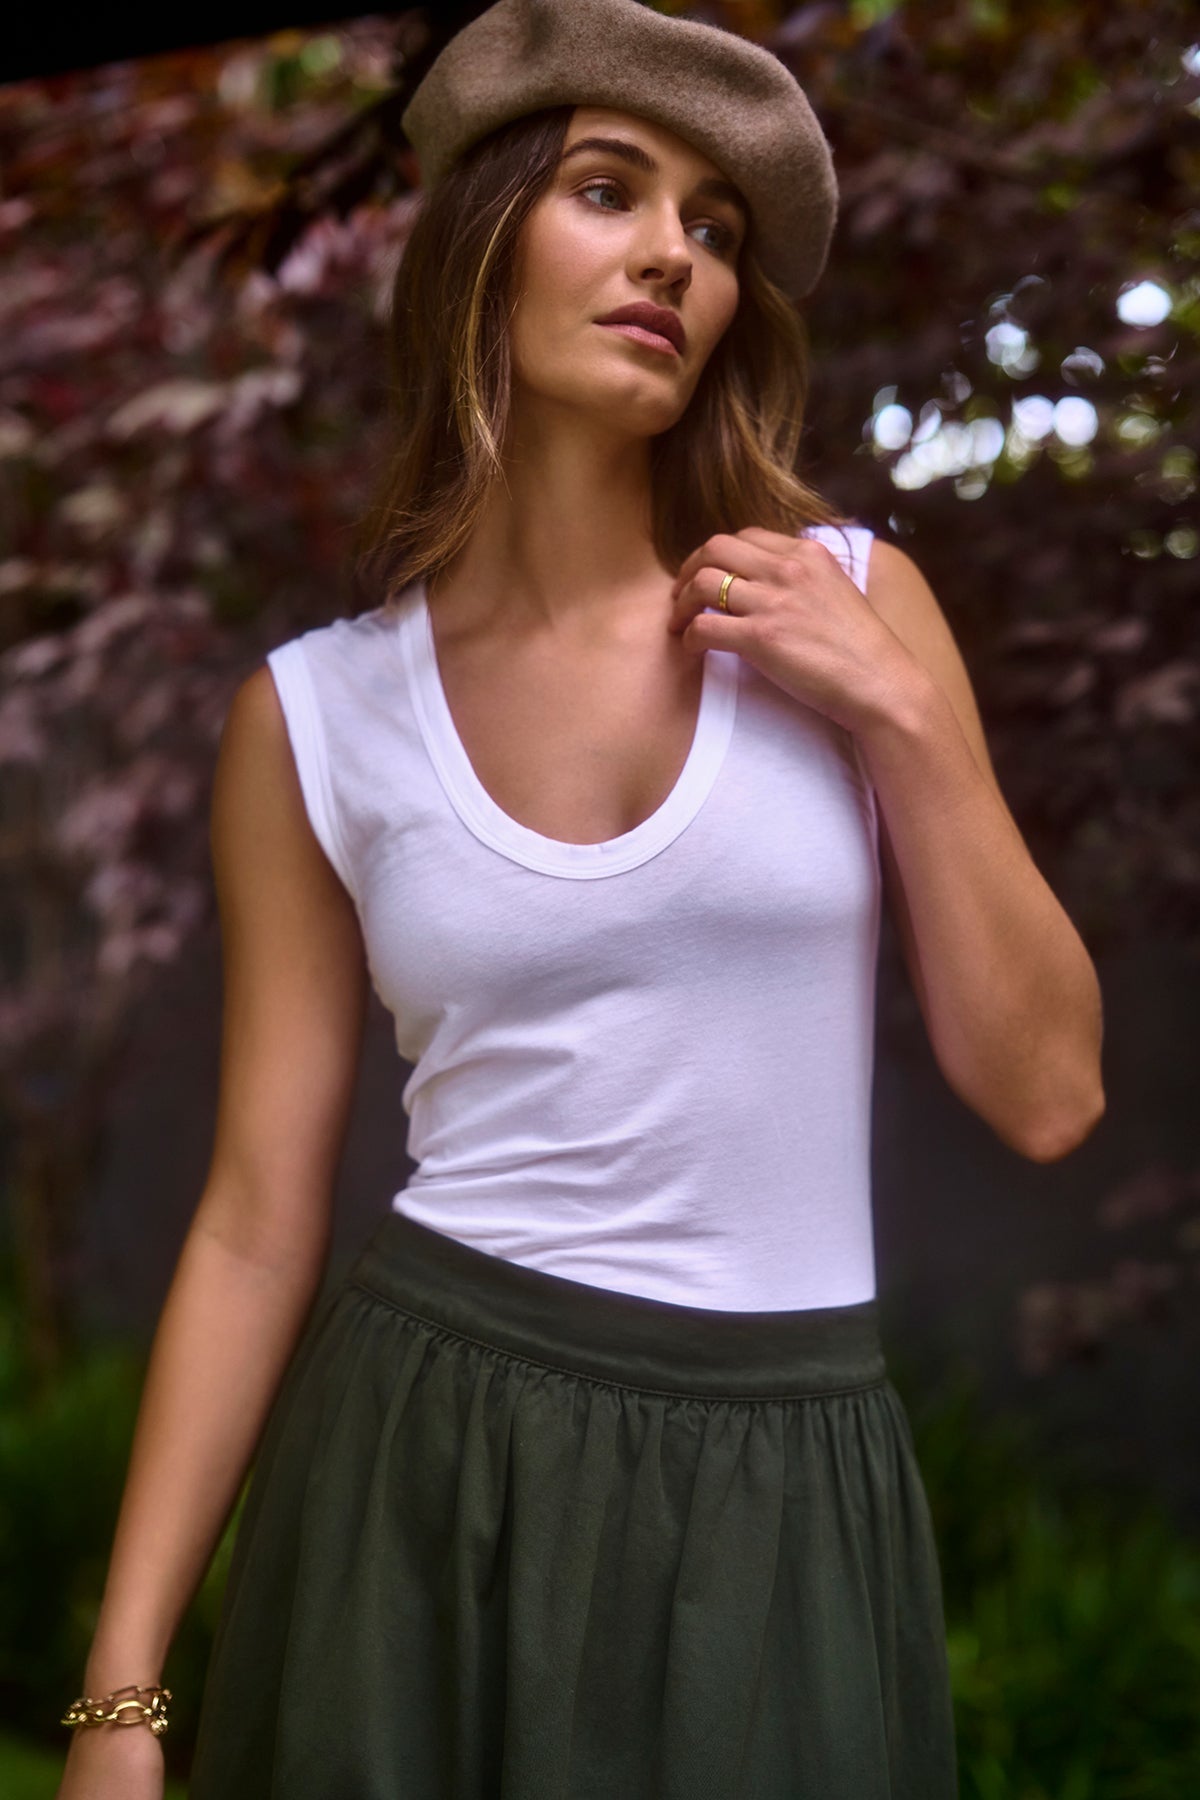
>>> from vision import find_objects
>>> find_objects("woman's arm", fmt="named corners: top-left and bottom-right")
top-left (861, 539), bottom-right (1105, 1162)
top-left (67, 661), bottom-right (369, 1731)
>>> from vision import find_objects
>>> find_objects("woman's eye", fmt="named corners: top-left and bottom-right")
top-left (578, 180), bottom-right (624, 211)
top-left (576, 180), bottom-right (735, 256)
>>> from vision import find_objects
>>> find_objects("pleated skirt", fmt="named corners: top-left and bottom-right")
top-left (188, 1206), bottom-right (959, 1799)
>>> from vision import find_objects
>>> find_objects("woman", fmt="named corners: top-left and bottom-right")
top-left (58, 2), bottom-right (1105, 1796)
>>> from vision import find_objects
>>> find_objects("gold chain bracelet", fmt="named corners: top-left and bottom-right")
top-left (61, 1682), bottom-right (172, 1737)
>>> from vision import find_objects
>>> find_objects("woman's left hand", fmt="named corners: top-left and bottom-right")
top-left (668, 526), bottom-right (919, 736)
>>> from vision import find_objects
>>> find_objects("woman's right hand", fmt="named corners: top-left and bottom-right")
top-left (54, 1721), bottom-right (166, 1800)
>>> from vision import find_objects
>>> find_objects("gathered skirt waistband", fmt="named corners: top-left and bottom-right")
top-left (347, 1204), bottom-right (888, 1401)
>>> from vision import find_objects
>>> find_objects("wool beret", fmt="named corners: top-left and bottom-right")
top-left (400, 0), bottom-right (839, 302)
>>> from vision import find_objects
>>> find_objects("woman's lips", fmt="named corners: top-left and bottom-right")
top-left (596, 321), bottom-right (680, 356)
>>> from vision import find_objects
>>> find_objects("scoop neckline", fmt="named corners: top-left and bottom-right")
top-left (394, 579), bottom-right (738, 879)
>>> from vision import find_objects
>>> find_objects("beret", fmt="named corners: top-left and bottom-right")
top-left (400, 0), bottom-right (839, 302)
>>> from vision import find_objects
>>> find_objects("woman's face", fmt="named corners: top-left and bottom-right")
top-left (508, 105), bottom-right (746, 439)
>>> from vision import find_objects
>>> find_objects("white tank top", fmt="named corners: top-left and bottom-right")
top-left (266, 523), bottom-right (881, 1311)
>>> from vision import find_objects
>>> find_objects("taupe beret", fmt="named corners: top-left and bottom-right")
top-left (400, 0), bottom-right (839, 301)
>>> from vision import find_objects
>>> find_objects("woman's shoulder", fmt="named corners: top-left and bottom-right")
top-left (276, 596), bottom-right (409, 659)
top-left (799, 521), bottom-right (874, 591)
top-left (262, 595), bottom-right (419, 702)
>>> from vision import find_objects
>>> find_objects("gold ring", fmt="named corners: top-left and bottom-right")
top-left (718, 570), bottom-right (736, 613)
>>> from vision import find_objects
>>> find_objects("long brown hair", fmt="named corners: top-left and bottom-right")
top-left (351, 104), bottom-right (854, 614)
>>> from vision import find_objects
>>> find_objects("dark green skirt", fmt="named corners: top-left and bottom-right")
top-left (189, 1208), bottom-right (958, 1798)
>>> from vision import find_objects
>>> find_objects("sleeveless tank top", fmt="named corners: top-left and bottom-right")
top-left (265, 523), bottom-right (881, 1311)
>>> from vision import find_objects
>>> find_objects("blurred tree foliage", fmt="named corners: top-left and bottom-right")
top-left (0, 1), bottom-right (1196, 1378)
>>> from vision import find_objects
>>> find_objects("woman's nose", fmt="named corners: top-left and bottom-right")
top-left (633, 214), bottom-right (693, 284)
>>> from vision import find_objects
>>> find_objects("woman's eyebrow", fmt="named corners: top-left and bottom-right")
top-left (559, 135), bottom-right (748, 221)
